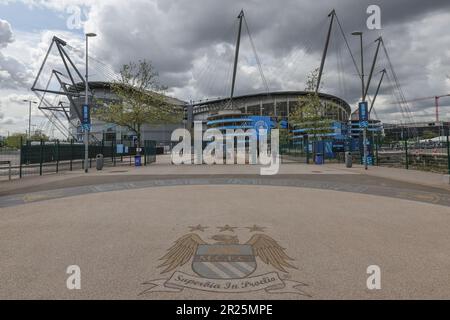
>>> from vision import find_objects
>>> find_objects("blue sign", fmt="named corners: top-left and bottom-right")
top-left (332, 141), bottom-right (345, 153)
top-left (250, 116), bottom-right (274, 136)
top-left (364, 156), bottom-right (373, 166)
top-left (82, 123), bottom-right (91, 132)
top-left (82, 104), bottom-right (90, 125)
top-left (279, 120), bottom-right (288, 129)
top-left (359, 101), bottom-right (368, 122)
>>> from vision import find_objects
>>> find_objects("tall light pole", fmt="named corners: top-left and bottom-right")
top-left (352, 31), bottom-right (368, 170)
top-left (352, 31), bottom-right (365, 100)
top-left (23, 99), bottom-right (38, 139)
top-left (84, 32), bottom-right (97, 173)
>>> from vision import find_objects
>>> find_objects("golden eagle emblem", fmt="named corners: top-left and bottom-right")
top-left (158, 233), bottom-right (296, 279)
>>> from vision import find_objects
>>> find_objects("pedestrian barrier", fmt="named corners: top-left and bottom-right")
top-left (0, 138), bottom-right (157, 180)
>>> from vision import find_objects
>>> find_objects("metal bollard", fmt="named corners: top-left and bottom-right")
top-left (345, 152), bottom-right (353, 168)
top-left (96, 154), bottom-right (104, 171)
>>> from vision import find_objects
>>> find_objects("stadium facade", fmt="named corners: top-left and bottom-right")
top-left (69, 82), bottom-right (185, 144)
top-left (68, 82), bottom-right (383, 159)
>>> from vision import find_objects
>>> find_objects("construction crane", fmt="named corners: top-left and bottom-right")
top-left (435, 94), bottom-right (450, 122)
top-left (387, 94), bottom-right (450, 122)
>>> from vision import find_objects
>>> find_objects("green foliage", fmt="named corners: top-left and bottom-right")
top-left (93, 60), bottom-right (182, 145)
top-left (30, 132), bottom-right (50, 142)
top-left (4, 132), bottom-right (50, 149)
top-left (4, 133), bottom-right (26, 149)
top-left (278, 128), bottom-right (290, 146)
top-left (289, 68), bottom-right (333, 140)
top-left (421, 130), bottom-right (438, 140)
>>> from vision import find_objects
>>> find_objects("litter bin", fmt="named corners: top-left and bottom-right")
top-left (315, 153), bottom-right (324, 165)
top-left (345, 152), bottom-right (352, 168)
top-left (96, 154), bottom-right (104, 171)
top-left (135, 155), bottom-right (142, 167)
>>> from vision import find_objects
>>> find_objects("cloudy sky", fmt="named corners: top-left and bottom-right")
top-left (0, 0), bottom-right (450, 137)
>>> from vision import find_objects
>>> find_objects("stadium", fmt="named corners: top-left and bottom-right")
top-left (66, 84), bottom-right (381, 161)
top-left (69, 85), bottom-right (356, 153)
top-left (30, 10), bottom-right (386, 160)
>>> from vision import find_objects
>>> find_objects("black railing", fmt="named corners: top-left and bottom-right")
top-left (0, 138), bottom-right (157, 180)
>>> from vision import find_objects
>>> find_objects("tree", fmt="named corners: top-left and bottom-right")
top-left (289, 68), bottom-right (333, 156)
top-left (422, 130), bottom-right (438, 140)
top-left (4, 132), bottom-right (50, 149)
top-left (94, 60), bottom-right (182, 148)
top-left (30, 132), bottom-right (50, 142)
top-left (4, 133), bottom-right (27, 149)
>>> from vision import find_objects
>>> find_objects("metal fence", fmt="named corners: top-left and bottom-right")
top-left (0, 138), bottom-right (157, 181)
top-left (376, 137), bottom-right (450, 174)
top-left (280, 140), bottom-right (345, 165)
top-left (280, 135), bottom-right (450, 174)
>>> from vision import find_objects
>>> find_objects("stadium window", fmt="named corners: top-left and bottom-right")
top-left (247, 105), bottom-right (261, 116)
top-left (277, 102), bottom-right (288, 118)
top-left (262, 103), bottom-right (274, 116)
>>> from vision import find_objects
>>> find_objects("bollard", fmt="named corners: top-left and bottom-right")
top-left (96, 154), bottom-right (104, 171)
top-left (345, 152), bottom-right (353, 168)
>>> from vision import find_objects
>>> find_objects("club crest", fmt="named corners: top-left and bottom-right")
top-left (140, 225), bottom-right (311, 296)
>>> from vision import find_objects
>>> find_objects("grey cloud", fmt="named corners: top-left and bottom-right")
top-left (0, 117), bottom-right (15, 125)
top-left (0, 19), bottom-right (14, 48)
top-left (0, 52), bottom-right (34, 89)
top-left (0, 19), bottom-right (34, 89)
top-left (21, 0), bottom-right (450, 123)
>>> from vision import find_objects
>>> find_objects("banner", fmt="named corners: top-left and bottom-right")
top-left (141, 271), bottom-right (310, 296)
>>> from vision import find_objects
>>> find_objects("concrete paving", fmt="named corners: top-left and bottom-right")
top-left (1, 155), bottom-right (449, 196)
top-left (1, 185), bottom-right (450, 299)
top-left (1, 159), bottom-right (450, 299)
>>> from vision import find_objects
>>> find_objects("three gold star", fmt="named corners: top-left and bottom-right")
top-left (217, 225), bottom-right (238, 233)
top-left (188, 224), bottom-right (266, 233)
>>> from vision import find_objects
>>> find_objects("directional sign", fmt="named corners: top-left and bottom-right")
top-left (82, 104), bottom-right (91, 125)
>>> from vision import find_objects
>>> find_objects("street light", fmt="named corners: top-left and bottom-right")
top-left (84, 32), bottom-right (97, 173)
top-left (352, 31), bottom-right (369, 170)
top-left (351, 31), bottom-right (365, 99)
top-left (23, 99), bottom-right (38, 140)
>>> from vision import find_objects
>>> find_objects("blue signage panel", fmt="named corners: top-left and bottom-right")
top-left (82, 104), bottom-right (90, 125)
top-left (81, 123), bottom-right (91, 132)
top-left (359, 101), bottom-right (368, 122)
top-left (116, 144), bottom-right (124, 154)
top-left (250, 116), bottom-right (274, 137)
top-left (332, 140), bottom-right (345, 153)
top-left (364, 156), bottom-right (373, 166)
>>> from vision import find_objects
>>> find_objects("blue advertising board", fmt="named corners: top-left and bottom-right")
top-left (116, 144), bottom-right (124, 154)
top-left (250, 116), bottom-right (275, 136)
top-left (82, 104), bottom-right (90, 125)
top-left (81, 124), bottom-right (91, 132)
top-left (359, 101), bottom-right (369, 128)
top-left (332, 140), bottom-right (345, 153)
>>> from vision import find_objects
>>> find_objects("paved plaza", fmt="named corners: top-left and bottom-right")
top-left (0, 157), bottom-right (449, 299)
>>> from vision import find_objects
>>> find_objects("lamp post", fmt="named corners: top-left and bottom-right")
top-left (84, 32), bottom-right (97, 173)
top-left (23, 99), bottom-right (38, 140)
top-left (352, 31), bottom-right (369, 170)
